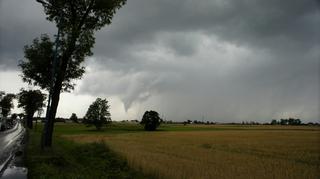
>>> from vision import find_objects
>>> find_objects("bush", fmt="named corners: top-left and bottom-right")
top-left (140, 110), bottom-right (162, 131)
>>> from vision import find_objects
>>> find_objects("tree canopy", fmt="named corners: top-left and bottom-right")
top-left (0, 92), bottom-right (16, 117)
top-left (19, 0), bottom-right (127, 92)
top-left (70, 113), bottom-right (79, 123)
top-left (19, 34), bottom-right (85, 92)
top-left (84, 98), bottom-right (111, 130)
top-left (18, 89), bottom-right (46, 129)
top-left (140, 110), bottom-right (162, 131)
top-left (0, 91), bottom-right (5, 99)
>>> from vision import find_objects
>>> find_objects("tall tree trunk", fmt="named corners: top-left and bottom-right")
top-left (43, 83), bottom-right (61, 146)
top-left (42, 32), bottom-right (78, 147)
top-left (42, 56), bottom-right (68, 147)
top-left (26, 112), bottom-right (34, 129)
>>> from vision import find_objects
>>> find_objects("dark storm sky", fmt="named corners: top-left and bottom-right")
top-left (0, 0), bottom-right (319, 122)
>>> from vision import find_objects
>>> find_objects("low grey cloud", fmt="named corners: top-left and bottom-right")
top-left (0, 0), bottom-right (319, 122)
top-left (0, 0), bottom-right (55, 69)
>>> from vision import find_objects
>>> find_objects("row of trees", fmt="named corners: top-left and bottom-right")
top-left (271, 118), bottom-right (302, 125)
top-left (0, 92), bottom-right (16, 118)
top-left (82, 98), bottom-right (163, 131)
top-left (0, 93), bottom-right (113, 131)
top-left (0, 90), bottom-right (46, 129)
top-left (1, 90), bottom-right (163, 132)
top-left (183, 120), bottom-right (216, 125)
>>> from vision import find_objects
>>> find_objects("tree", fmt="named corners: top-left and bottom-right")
top-left (18, 89), bottom-right (46, 129)
top-left (293, 118), bottom-right (302, 125)
top-left (0, 91), bottom-right (5, 99)
top-left (84, 98), bottom-right (111, 130)
top-left (271, 119), bottom-right (278, 125)
top-left (288, 118), bottom-right (295, 125)
top-left (0, 93), bottom-right (16, 117)
top-left (140, 110), bottom-right (162, 131)
top-left (280, 119), bottom-right (288, 125)
top-left (288, 118), bottom-right (302, 125)
top-left (70, 113), bottom-right (78, 123)
top-left (19, 0), bottom-right (126, 147)
top-left (9, 113), bottom-right (18, 126)
top-left (11, 113), bottom-right (18, 120)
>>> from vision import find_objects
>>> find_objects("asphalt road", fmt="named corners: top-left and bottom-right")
top-left (0, 122), bottom-right (26, 177)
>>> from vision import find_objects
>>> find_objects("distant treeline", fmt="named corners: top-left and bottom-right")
top-left (32, 116), bottom-right (319, 126)
top-left (270, 118), bottom-right (302, 125)
top-left (180, 118), bottom-right (319, 126)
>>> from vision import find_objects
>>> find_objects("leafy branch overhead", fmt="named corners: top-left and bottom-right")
top-left (20, 34), bottom-right (85, 92)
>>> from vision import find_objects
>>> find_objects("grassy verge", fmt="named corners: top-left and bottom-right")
top-left (26, 128), bottom-right (146, 179)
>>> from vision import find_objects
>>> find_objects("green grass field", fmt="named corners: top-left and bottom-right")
top-left (27, 123), bottom-right (320, 178)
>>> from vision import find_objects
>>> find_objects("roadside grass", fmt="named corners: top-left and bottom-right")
top-left (26, 128), bottom-right (147, 179)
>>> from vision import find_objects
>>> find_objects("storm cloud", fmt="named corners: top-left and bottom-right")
top-left (0, 0), bottom-right (319, 122)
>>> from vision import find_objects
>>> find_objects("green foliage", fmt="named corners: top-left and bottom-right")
top-left (17, 89), bottom-right (47, 113)
top-left (140, 110), bottom-right (162, 131)
top-left (19, 0), bottom-right (127, 92)
top-left (84, 98), bottom-right (111, 130)
top-left (271, 119), bottom-right (278, 125)
top-left (69, 113), bottom-right (78, 123)
top-left (280, 119), bottom-right (288, 125)
top-left (277, 118), bottom-right (302, 125)
top-left (20, 35), bottom-right (54, 90)
top-left (288, 118), bottom-right (301, 125)
top-left (0, 92), bottom-right (16, 117)
top-left (19, 34), bottom-right (85, 92)
top-left (18, 89), bottom-right (46, 129)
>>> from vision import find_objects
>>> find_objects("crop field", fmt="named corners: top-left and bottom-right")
top-left (65, 124), bottom-right (320, 179)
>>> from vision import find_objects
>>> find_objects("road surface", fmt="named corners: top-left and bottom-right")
top-left (0, 122), bottom-right (26, 178)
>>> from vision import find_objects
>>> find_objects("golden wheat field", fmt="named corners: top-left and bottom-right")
top-left (66, 125), bottom-right (320, 179)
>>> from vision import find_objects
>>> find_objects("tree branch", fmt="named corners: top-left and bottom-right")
top-left (36, 0), bottom-right (61, 13)
top-left (77, 0), bottom-right (95, 30)
top-left (69, 1), bottom-right (77, 27)
top-left (36, 0), bottom-right (49, 6)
